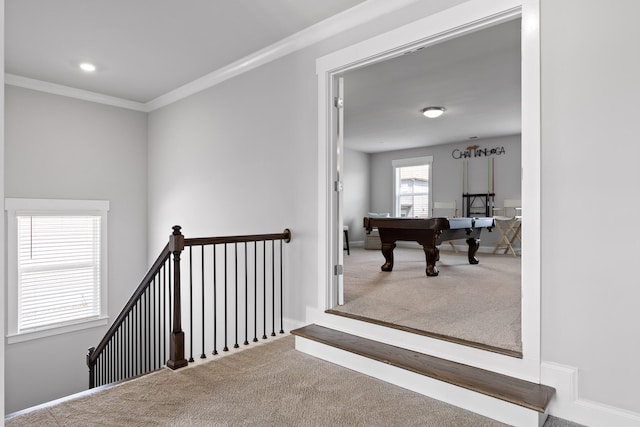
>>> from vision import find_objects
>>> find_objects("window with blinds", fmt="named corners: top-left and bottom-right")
top-left (6, 198), bottom-right (109, 342)
top-left (392, 156), bottom-right (433, 218)
top-left (17, 215), bottom-right (101, 331)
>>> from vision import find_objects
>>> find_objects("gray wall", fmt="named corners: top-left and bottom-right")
top-left (147, 0), bottom-right (469, 323)
top-left (147, 0), bottom-right (640, 416)
top-left (3, 0), bottom-right (638, 420)
top-left (541, 0), bottom-right (640, 412)
top-left (368, 135), bottom-right (521, 248)
top-left (343, 148), bottom-right (370, 244)
top-left (4, 86), bottom-right (148, 413)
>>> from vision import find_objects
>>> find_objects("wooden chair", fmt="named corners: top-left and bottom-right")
top-left (433, 201), bottom-right (459, 253)
top-left (493, 199), bottom-right (522, 256)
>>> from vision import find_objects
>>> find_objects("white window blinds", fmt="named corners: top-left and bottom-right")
top-left (392, 156), bottom-right (433, 219)
top-left (16, 215), bottom-right (102, 332)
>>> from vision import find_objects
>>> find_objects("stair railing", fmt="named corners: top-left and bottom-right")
top-left (87, 225), bottom-right (291, 388)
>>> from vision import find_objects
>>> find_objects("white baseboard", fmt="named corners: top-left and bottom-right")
top-left (542, 362), bottom-right (640, 427)
top-left (283, 317), bottom-right (306, 332)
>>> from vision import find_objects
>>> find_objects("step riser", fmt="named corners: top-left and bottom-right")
top-left (296, 336), bottom-right (548, 427)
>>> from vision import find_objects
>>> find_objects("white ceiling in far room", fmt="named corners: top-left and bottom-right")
top-left (342, 19), bottom-right (522, 153)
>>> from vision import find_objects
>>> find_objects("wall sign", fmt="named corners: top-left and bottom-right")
top-left (452, 144), bottom-right (506, 159)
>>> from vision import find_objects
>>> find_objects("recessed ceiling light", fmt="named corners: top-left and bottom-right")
top-left (421, 106), bottom-right (445, 118)
top-left (79, 62), bottom-right (96, 72)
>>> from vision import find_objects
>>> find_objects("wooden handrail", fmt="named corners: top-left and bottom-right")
top-left (184, 229), bottom-right (291, 247)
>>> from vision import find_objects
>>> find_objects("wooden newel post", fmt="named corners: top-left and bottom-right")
top-left (166, 225), bottom-right (188, 369)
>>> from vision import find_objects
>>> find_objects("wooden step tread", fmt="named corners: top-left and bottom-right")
top-left (291, 324), bottom-right (555, 413)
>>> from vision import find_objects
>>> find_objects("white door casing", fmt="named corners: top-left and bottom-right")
top-left (316, 0), bottom-right (541, 381)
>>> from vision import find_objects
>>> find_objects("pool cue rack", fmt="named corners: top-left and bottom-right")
top-left (462, 193), bottom-right (495, 217)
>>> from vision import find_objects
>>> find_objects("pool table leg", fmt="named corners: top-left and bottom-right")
top-left (380, 242), bottom-right (396, 271)
top-left (466, 238), bottom-right (480, 264)
top-left (423, 245), bottom-right (440, 276)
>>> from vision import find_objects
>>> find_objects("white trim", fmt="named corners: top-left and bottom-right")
top-left (5, 198), bottom-right (110, 342)
top-left (0, 1), bottom-right (6, 419)
top-left (5, 197), bottom-right (110, 212)
top-left (7, 316), bottom-right (109, 344)
top-left (541, 362), bottom-right (640, 427)
top-left (316, 0), bottom-right (541, 380)
top-left (5, 74), bottom-right (147, 112)
top-left (5, 0), bottom-right (421, 113)
top-left (392, 155), bottom-right (433, 218)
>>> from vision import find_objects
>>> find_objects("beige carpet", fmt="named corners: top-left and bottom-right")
top-left (8, 335), bottom-right (508, 427)
top-left (6, 335), bottom-right (584, 427)
top-left (335, 247), bottom-right (522, 353)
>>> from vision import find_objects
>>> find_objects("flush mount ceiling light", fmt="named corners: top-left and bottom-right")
top-left (79, 62), bottom-right (96, 72)
top-left (422, 106), bottom-right (445, 118)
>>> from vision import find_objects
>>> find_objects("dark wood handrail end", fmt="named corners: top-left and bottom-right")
top-left (284, 228), bottom-right (292, 243)
top-left (86, 347), bottom-right (95, 367)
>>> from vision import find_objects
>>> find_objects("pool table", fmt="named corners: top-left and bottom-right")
top-left (363, 216), bottom-right (495, 277)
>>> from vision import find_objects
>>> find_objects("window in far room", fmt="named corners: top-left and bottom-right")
top-left (392, 156), bottom-right (433, 218)
top-left (5, 198), bottom-right (110, 343)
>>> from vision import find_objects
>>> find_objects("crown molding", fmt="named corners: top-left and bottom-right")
top-left (4, 74), bottom-right (147, 112)
top-left (5, 0), bottom-right (420, 113)
top-left (145, 0), bottom-right (420, 111)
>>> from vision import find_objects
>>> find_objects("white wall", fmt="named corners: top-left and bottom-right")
top-left (3, 86), bottom-right (148, 413)
top-left (368, 135), bottom-right (521, 248)
top-left (540, 0), bottom-right (640, 414)
top-left (343, 148), bottom-right (370, 244)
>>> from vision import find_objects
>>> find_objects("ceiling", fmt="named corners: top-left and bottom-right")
top-left (5, 2), bottom-right (521, 152)
top-left (343, 19), bottom-right (521, 153)
top-left (5, 0), bottom-right (366, 103)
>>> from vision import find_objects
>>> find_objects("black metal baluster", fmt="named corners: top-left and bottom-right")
top-left (262, 240), bottom-right (267, 340)
top-left (213, 244), bottom-right (218, 355)
top-left (139, 299), bottom-right (143, 375)
top-left (168, 258), bottom-right (173, 337)
top-left (124, 313), bottom-right (131, 377)
top-left (144, 285), bottom-right (153, 372)
top-left (100, 351), bottom-right (104, 387)
top-left (111, 337), bottom-right (115, 382)
top-left (151, 277), bottom-right (155, 371)
top-left (201, 245), bottom-right (206, 359)
top-left (234, 242), bottom-right (239, 349)
top-left (162, 264), bottom-right (166, 365)
top-left (111, 329), bottom-right (120, 381)
top-left (224, 243), bottom-right (229, 352)
top-left (103, 350), bottom-right (106, 386)
top-left (280, 239), bottom-right (284, 334)
top-left (108, 340), bottom-right (112, 384)
top-left (253, 241), bottom-right (258, 343)
top-left (271, 239), bottom-right (276, 337)
top-left (244, 242), bottom-right (249, 346)
top-left (119, 326), bottom-right (123, 382)
top-left (189, 246), bottom-right (194, 363)
top-left (134, 301), bottom-right (138, 376)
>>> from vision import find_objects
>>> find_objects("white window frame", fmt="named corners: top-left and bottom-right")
top-left (5, 198), bottom-right (110, 343)
top-left (392, 156), bottom-right (433, 218)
